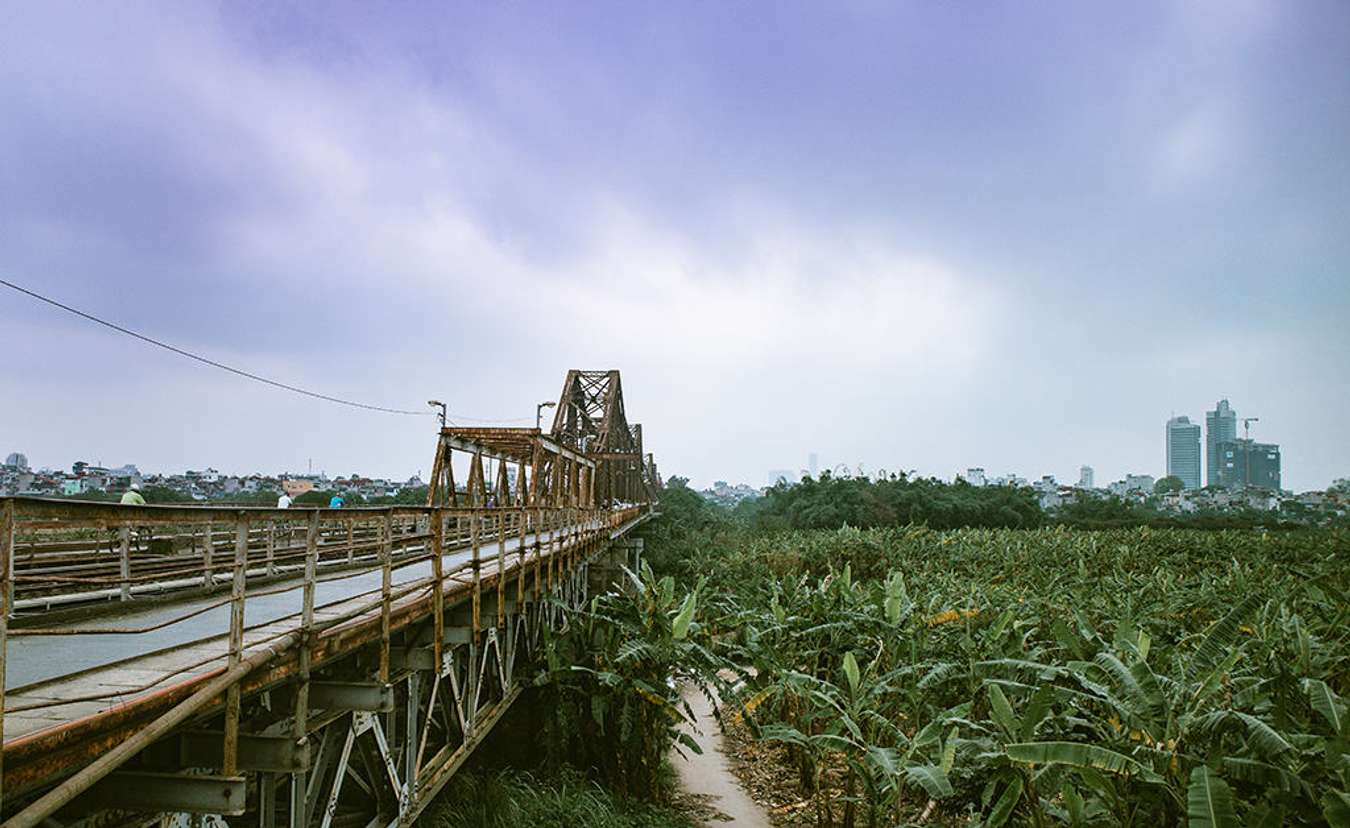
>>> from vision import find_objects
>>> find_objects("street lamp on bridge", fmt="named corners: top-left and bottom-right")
top-left (536, 400), bottom-right (556, 430)
top-left (427, 400), bottom-right (447, 429)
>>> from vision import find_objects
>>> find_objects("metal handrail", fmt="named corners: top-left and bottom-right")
top-left (0, 496), bottom-right (651, 820)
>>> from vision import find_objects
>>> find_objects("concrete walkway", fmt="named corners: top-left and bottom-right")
top-left (672, 685), bottom-right (772, 828)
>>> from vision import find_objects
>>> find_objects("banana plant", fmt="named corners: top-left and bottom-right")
top-left (673, 518), bottom-right (1349, 826)
top-left (759, 649), bottom-right (956, 827)
top-left (533, 563), bottom-right (726, 799)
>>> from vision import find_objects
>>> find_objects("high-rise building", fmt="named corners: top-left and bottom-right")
top-left (1206, 399), bottom-right (1237, 488)
top-left (4, 452), bottom-right (27, 470)
top-left (965, 467), bottom-right (987, 487)
top-left (1166, 416), bottom-right (1202, 490)
top-left (1077, 465), bottom-right (1094, 489)
top-left (1214, 439), bottom-right (1281, 490)
top-left (808, 453), bottom-right (819, 479)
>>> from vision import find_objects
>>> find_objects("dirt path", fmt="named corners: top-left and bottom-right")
top-left (671, 686), bottom-right (773, 827)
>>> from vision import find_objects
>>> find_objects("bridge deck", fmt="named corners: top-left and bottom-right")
top-left (0, 501), bottom-right (648, 802)
top-left (6, 528), bottom-right (540, 693)
top-left (4, 530), bottom-right (534, 740)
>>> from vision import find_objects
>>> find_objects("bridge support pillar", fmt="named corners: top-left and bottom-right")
top-left (589, 538), bottom-right (642, 595)
top-left (615, 537), bottom-right (643, 572)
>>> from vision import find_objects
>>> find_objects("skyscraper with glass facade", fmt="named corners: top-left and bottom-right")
top-left (1206, 399), bottom-right (1237, 488)
top-left (1166, 416), bottom-right (1202, 489)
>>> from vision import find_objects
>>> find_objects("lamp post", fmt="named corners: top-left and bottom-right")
top-left (536, 401), bottom-right (556, 430)
top-left (427, 400), bottom-right (447, 429)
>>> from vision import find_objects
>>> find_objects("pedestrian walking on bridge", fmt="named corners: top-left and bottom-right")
top-left (120, 483), bottom-right (145, 505)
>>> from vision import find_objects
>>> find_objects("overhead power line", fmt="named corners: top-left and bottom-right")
top-left (1, 276), bottom-right (530, 423)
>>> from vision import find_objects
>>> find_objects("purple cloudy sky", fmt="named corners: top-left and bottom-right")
top-left (2, 1), bottom-right (1348, 490)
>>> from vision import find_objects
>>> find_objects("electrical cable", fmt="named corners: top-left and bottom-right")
top-left (1, 276), bottom-right (533, 423)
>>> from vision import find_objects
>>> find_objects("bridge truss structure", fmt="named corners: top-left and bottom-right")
top-left (0, 370), bottom-right (659, 828)
top-left (549, 370), bottom-right (662, 505)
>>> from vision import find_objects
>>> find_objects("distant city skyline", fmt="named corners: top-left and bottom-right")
top-left (757, 394), bottom-right (1319, 492)
top-left (1166, 415), bottom-right (1202, 490)
top-left (6, 383), bottom-right (1331, 499)
top-left (2, 452), bottom-right (420, 485)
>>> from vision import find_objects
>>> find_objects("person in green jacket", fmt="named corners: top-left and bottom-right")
top-left (120, 483), bottom-right (146, 505)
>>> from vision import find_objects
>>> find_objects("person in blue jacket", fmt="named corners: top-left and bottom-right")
top-left (329, 493), bottom-right (345, 509)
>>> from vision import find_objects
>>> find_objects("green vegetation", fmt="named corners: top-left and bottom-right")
top-left (738, 473), bottom-right (1044, 531)
top-left (666, 509), bottom-right (1350, 825)
top-left (423, 768), bottom-right (694, 828)
top-left (419, 558), bottom-right (716, 826)
top-left (1052, 493), bottom-right (1323, 531)
top-left (217, 489), bottom-right (284, 506)
top-left (57, 489), bottom-right (121, 502)
top-left (417, 476), bottom-right (1350, 825)
top-left (696, 473), bottom-right (1345, 531)
top-left (367, 485), bottom-right (430, 505)
top-left (1154, 476), bottom-right (1185, 495)
top-left (292, 486), bottom-right (429, 507)
top-left (293, 489), bottom-right (358, 506)
top-left (532, 564), bottom-right (722, 799)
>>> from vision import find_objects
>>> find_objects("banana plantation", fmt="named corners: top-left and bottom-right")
top-left (649, 525), bottom-right (1350, 826)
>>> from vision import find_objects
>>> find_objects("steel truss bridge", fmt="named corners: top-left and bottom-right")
top-left (0, 370), bottom-right (663, 828)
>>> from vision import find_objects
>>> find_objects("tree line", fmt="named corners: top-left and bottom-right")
top-left (734, 472), bottom-right (1044, 531)
top-left (669, 473), bottom-right (1342, 532)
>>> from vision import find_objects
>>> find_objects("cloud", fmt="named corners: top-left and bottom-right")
top-left (114, 11), bottom-right (999, 384)
top-left (550, 200), bottom-right (997, 373)
top-left (1, 3), bottom-right (1005, 488)
top-left (1, 2), bottom-right (1345, 492)
top-left (1151, 100), bottom-right (1242, 189)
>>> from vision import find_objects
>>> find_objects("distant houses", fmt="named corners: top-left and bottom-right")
top-left (1, 455), bottom-right (425, 504)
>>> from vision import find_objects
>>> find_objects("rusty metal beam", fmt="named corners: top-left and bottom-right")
top-left (168, 731), bottom-right (311, 773)
top-left (308, 682), bottom-right (395, 713)
top-left (82, 772), bottom-right (246, 815)
top-left (436, 433), bottom-right (594, 470)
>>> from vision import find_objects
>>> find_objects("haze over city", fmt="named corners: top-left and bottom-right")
top-left (3, 2), bottom-right (1348, 491)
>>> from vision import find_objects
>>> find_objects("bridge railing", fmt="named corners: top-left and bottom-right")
top-left (0, 497), bottom-right (649, 815)
top-left (0, 499), bottom-right (644, 612)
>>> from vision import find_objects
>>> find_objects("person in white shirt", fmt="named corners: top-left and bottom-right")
top-left (277, 492), bottom-right (292, 509)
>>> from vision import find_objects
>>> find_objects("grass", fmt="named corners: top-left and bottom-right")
top-left (421, 768), bottom-right (696, 828)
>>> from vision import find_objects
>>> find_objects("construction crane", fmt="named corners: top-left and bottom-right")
top-left (1242, 416), bottom-right (1259, 440)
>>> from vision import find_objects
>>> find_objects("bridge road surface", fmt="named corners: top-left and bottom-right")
top-left (1, 520), bottom-right (600, 745)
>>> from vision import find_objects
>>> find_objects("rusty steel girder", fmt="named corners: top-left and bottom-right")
top-left (0, 369), bottom-right (662, 827)
top-left (548, 370), bottom-right (650, 506)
